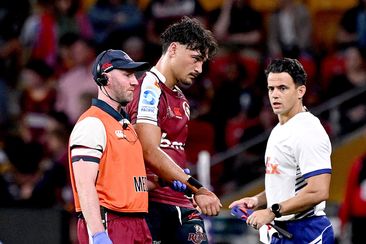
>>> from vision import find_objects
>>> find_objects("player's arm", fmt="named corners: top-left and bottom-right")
top-left (135, 123), bottom-right (191, 185)
top-left (247, 173), bottom-right (331, 229)
top-left (134, 122), bottom-right (221, 215)
top-left (278, 127), bottom-right (332, 215)
top-left (135, 122), bottom-right (208, 193)
top-left (73, 160), bottom-right (105, 235)
top-left (277, 173), bottom-right (331, 215)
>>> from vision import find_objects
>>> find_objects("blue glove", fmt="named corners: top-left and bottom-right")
top-left (230, 205), bottom-right (254, 222)
top-left (231, 205), bottom-right (293, 239)
top-left (92, 231), bottom-right (113, 244)
top-left (171, 168), bottom-right (190, 192)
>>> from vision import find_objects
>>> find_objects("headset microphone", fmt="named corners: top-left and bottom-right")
top-left (122, 120), bottom-right (128, 130)
top-left (100, 84), bottom-right (129, 107)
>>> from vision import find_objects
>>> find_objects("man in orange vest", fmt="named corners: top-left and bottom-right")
top-left (68, 49), bottom-right (151, 243)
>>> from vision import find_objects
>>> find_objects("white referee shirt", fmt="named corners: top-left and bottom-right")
top-left (264, 112), bottom-right (332, 221)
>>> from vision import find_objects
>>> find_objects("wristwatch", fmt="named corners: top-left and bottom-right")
top-left (270, 203), bottom-right (282, 218)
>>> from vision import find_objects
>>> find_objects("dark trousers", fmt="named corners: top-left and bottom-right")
top-left (146, 201), bottom-right (208, 244)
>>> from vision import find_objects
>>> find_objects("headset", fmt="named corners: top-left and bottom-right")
top-left (95, 50), bottom-right (110, 86)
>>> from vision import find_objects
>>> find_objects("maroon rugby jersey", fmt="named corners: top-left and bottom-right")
top-left (126, 67), bottom-right (193, 208)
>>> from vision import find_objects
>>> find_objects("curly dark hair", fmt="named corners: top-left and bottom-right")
top-left (160, 16), bottom-right (218, 60)
top-left (265, 58), bottom-right (307, 86)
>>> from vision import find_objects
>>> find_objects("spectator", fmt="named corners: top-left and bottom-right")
top-left (209, 53), bottom-right (263, 152)
top-left (55, 32), bottom-right (80, 78)
top-left (337, 0), bottom-right (366, 49)
top-left (0, 136), bottom-right (67, 208)
top-left (339, 153), bottom-right (366, 244)
top-left (213, 0), bottom-right (264, 57)
top-left (0, 0), bottom-right (30, 86)
top-left (143, 0), bottom-right (206, 62)
top-left (20, 0), bottom-right (59, 67)
top-left (44, 111), bottom-right (71, 173)
top-left (54, 0), bottom-right (93, 41)
top-left (121, 35), bottom-right (146, 62)
top-left (88, 0), bottom-right (144, 46)
top-left (0, 80), bottom-right (10, 126)
top-left (43, 111), bottom-right (72, 208)
top-left (210, 58), bottom-right (247, 151)
top-left (21, 0), bottom-right (92, 68)
top-left (55, 35), bottom-right (97, 123)
top-left (326, 45), bottom-right (366, 136)
top-left (267, 0), bottom-right (312, 58)
top-left (18, 59), bottom-right (56, 143)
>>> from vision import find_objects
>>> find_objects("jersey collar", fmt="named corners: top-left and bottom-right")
top-left (91, 98), bottom-right (129, 121)
top-left (150, 66), bottom-right (166, 84)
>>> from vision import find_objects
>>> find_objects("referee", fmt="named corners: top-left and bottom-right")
top-left (230, 58), bottom-right (334, 243)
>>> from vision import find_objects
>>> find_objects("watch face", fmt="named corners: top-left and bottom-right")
top-left (271, 204), bottom-right (281, 217)
top-left (272, 204), bottom-right (280, 211)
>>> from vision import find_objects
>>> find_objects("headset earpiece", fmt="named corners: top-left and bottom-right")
top-left (96, 72), bottom-right (108, 86)
top-left (95, 50), bottom-right (109, 86)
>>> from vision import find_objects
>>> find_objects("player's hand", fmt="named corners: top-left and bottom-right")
top-left (92, 231), bottom-right (113, 244)
top-left (247, 208), bottom-right (275, 230)
top-left (228, 196), bottom-right (259, 210)
top-left (193, 187), bottom-right (222, 216)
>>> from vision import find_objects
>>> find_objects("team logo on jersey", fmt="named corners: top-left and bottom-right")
top-left (160, 132), bottom-right (184, 150)
top-left (183, 101), bottom-right (190, 119)
top-left (188, 225), bottom-right (207, 244)
top-left (265, 157), bottom-right (280, 174)
top-left (142, 89), bottom-right (157, 105)
top-left (115, 130), bottom-right (125, 138)
top-left (173, 107), bottom-right (182, 118)
top-left (134, 176), bottom-right (148, 192)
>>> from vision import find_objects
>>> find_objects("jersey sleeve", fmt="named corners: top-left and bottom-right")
top-left (136, 72), bottom-right (162, 126)
top-left (295, 125), bottom-right (332, 179)
top-left (69, 117), bottom-right (106, 164)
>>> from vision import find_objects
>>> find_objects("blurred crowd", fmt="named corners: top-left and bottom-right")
top-left (0, 0), bottom-right (366, 238)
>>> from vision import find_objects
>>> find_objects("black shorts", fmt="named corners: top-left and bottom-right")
top-left (146, 201), bottom-right (208, 244)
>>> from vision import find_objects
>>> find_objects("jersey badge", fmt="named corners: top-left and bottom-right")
top-left (188, 225), bottom-right (207, 244)
top-left (173, 107), bottom-right (182, 118)
top-left (142, 89), bottom-right (157, 105)
top-left (265, 162), bottom-right (280, 174)
top-left (115, 130), bottom-right (125, 139)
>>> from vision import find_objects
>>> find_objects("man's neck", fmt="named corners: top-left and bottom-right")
top-left (155, 58), bottom-right (176, 89)
top-left (278, 104), bottom-right (306, 125)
